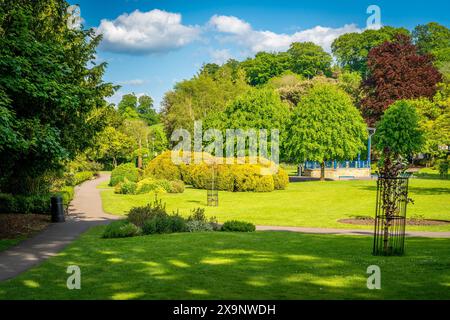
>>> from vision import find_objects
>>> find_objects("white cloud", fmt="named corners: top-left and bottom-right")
top-left (209, 15), bottom-right (361, 53)
top-left (209, 15), bottom-right (251, 34)
top-left (118, 79), bottom-right (146, 86)
top-left (209, 49), bottom-right (233, 64)
top-left (97, 9), bottom-right (201, 54)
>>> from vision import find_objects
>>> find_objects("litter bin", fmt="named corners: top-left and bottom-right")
top-left (51, 196), bottom-right (65, 223)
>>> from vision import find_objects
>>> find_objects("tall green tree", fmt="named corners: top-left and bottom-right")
top-left (161, 63), bottom-right (250, 138)
top-left (287, 42), bottom-right (332, 78)
top-left (285, 83), bottom-right (367, 181)
top-left (118, 94), bottom-right (139, 119)
top-left (413, 22), bottom-right (450, 78)
top-left (0, 0), bottom-right (115, 193)
top-left (118, 93), bottom-right (158, 125)
top-left (241, 52), bottom-right (291, 86)
top-left (331, 26), bottom-right (409, 75)
top-left (374, 100), bottom-right (424, 177)
top-left (137, 95), bottom-right (158, 125)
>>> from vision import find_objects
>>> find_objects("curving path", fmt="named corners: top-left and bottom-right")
top-left (0, 173), bottom-right (120, 282)
top-left (1, 173), bottom-right (449, 282)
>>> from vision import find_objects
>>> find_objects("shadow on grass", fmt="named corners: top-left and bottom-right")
top-left (1, 230), bottom-right (449, 300)
top-left (358, 185), bottom-right (450, 196)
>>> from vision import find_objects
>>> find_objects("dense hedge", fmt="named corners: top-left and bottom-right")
top-left (0, 193), bottom-right (51, 214)
top-left (144, 152), bottom-right (289, 192)
top-left (144, 151), bottom-right (182, 181)
top-left (110, 163), bottom-right (140, 186)
top-left (114, 178), bottom-right (185, 195)
top-left (221, 220), bottom-right (256, 232)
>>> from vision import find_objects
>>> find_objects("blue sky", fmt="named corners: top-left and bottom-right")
top-left (69, 0), bottom-right (450, 109)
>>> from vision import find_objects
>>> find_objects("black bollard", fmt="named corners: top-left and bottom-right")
top-left (51, 196), bottom-right (65, 223)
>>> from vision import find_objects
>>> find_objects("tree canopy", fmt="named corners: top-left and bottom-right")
top-left (287, 42), bottom-right (332, 78)
top-left (361, 34), bottom-right (442, 125)
top-left (374, 100), bottom-right (424, 176)
top-left (0, 0), bottom-right (115, 193)
top-left (117, 93), bottom-right (158, 126)
top-left (331, 26), bottom-right (409, 75)
top-left (161, 62), bottom-right (250, 137)
top-left (285, 83), bottom-right (367, 179)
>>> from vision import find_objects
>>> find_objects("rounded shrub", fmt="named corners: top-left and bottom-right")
top-left (233, 165), bottom-right (275, 192)
top-left (110, 163), bottom-right (140, 187)
top-left (144, 151), bottom-right (182, 180)
top-left (135, 178), bottom-right (159, 194)
top-left (254, 175), bottom-right (275, 192)
top-left (273, 168), bottom-right (289, 190)
top-left (102, 220), bottom-right (141, 239)
top-left (127, 201), bottom-right (168, 227)
top-left (186, 220), bottom-right (214, 232)
top-left (221, 220), bottom-right (256, 232)
top-left (168, 180), bottom-right (185, 193)
top-left (114, 180), bottom-right (137, 195)
top-left (142, 214), bottom-right (187, 235)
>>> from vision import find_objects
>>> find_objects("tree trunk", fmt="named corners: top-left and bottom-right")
top-left (320, 161), bottom-right (325, 181)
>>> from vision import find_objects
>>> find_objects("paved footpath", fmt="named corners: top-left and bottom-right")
top-left (1, 174), bottom-right (449, 282)
top-left (0, 173), bottom-right (119, 282)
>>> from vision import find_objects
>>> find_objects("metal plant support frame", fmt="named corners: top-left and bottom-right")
top-left (373, 174), bottom-right (410, 256)
top-left (207, 164), bottom-right (219, 207)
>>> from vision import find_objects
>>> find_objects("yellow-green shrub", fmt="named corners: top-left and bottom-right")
top-left (144, 151), bottom-right (181, 180)
top-left (273, 168), bottom-right (289, 190)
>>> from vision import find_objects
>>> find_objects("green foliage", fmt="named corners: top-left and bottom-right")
top-left (127, 200), bottom-right (168, 228)
top-left (118, 94), bottom-right (139, 119)
top-left (148, 124), bottom-right (169, 158)
top-left (221, 220), bottom-right (256, 232)
top-left (276, 75), bottom-right (337, 108)
top-left (57, 186), bottom-right (74, 206)
top-left (110, 163), bottom-right (140, 186)
top-left (114, 180), bottom-right (138, 195)
top-left (186, 208), bottom-right (218, 232)
top-left (407, 97), bottom-right (449, 157)
top-left (285, 83), bottom-right (367, 168)
top-left (205, 88), bottom-right (290, 159)
top-left (146, 152), bottom-right (289, 192)
top-left (233, 165), bottom-right (274, 192)
top-left (374, 100), bottom-right (424, 157)
top-left (168, 180), bottom-right (185, 194)
top-left (437, 158), bottom-right (449, 179)
top-left (0, 193), bottom-right (51, 214)
top-left (413, 22), bottom-right (450, 71)
top-left (331, 26), bottom-right (409, 74)
top-left (241, 52), bottom-right (291, 86)
top-left (118, 93), bottom-right (159, 126)
top-left (287, 42), bottom-right (332, 78)
top-left (161, 63), bottom-right (250, 136)
top-left (72, 172), bottom-right (94, 186)
top-left (272, 169), bottom-right (289, 190)
top-left (90, 126), bottom-right (134, 168)
top-left (134, 178), bottom-right (171, 194)
top-left (102, 220), bottom-right (141, 239)
top-left (186, 220), bottom-right (214, 232)
top-left (144, 151), bottom-right (182, 180)
top-left (0, 0), bottom-right (116, 194)
top-left (142, 214), bottom-right (187, 235)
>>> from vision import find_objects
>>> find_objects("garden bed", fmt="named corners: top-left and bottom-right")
top-left (0, 214), bottom-right (50, 239)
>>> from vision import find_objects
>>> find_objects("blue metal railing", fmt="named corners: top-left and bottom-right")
top-left (304, 160), bottom-right (371, 170)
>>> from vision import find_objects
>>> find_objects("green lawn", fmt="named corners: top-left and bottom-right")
top-left (0, 227), bottom-right (448, 300)
top-left (101, 178), bottom-right (450, 231)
